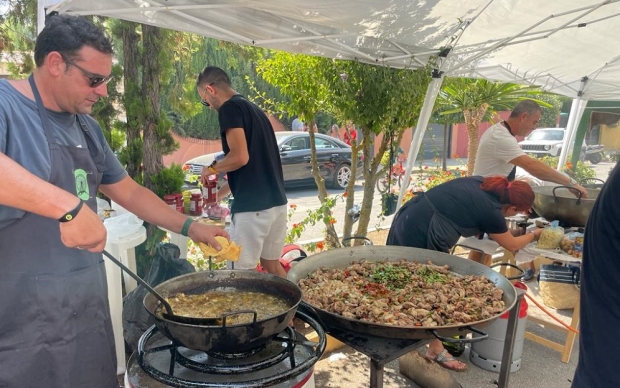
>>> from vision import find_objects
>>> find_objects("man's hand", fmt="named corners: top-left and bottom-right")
top-left (571, 183), bottom-right (588, 198)
top-left (59, 205), bottom-right (107, 252)
top-left (187, 222), bottom-right (230, 251)
top-left (200, 166), bottom-right (213, 187)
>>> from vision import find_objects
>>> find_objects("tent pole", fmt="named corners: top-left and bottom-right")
top-left (557, 98), bottom-right (588, 172)
top-left (396, 75), bottom-right (444, 211)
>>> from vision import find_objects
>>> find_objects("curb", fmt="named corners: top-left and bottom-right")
top-left (296, 220), bottom-right (394, 246)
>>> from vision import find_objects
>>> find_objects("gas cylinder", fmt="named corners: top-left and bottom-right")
top-left (470, 282), bottom-right (529, 373)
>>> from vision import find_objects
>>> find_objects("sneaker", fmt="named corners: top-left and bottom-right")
top-left (522, 268), bottom-right (535, 282)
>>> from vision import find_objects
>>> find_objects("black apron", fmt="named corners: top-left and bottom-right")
top-left (0, 76), bottom-right (118, 387)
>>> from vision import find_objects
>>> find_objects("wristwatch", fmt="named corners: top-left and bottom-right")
top-left (568, 177), bottom-right (577, 186)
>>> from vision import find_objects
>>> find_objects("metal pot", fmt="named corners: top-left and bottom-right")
top-left (286, 245), bottom-right (517, 340)
top-left (505, 215), bottom-right (530, 235)
top-left (531, 185), bottom-right (600, 227)
top-left (143, 270), bottom-right (302, 352)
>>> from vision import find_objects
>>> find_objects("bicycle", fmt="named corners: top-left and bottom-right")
top-left (376, 158), bottom-right (407, 193)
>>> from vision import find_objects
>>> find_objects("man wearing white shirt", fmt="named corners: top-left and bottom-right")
top-left (291, 117), bottom-right (303, 131)
top-left (474, 100), bottom-right (588, 195)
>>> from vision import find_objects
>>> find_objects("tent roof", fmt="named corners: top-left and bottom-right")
top-left (48, 0), bottom-right (620, 100)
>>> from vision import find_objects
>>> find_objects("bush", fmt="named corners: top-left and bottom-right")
top-left (539, 155), bottom-right (596, 183)
top-left (150, 163), bottom-right (186, 198)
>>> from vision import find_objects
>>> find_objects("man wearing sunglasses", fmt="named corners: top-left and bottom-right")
top-left (0, 15), bottom-right (228, 388)
top-left (197, 66), bottom-right (288, 278)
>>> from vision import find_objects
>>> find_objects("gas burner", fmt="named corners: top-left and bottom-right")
top-left (127, 311), bottom-right (325, 388)
top-left (174, 328), bottom-right (294, 375)
top-left (206, 342), bottom-right (270, 360)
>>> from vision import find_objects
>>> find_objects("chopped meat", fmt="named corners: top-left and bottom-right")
top-left (299, 260), bottom-right (506, 327)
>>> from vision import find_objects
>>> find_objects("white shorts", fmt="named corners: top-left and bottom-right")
top-left (228, 205), bottom-right (287, 270)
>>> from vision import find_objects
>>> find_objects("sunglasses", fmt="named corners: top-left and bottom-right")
top-left (200, 83), bottom-right (215, 107)
top-left (65, 59), bottom-right (113, 88)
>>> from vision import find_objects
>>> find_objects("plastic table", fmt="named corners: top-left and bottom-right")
top-left (104, 225), bottom-right (147, 375)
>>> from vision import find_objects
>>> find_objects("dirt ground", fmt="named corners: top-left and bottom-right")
top-left (365, 228), bottom-right (390, 245)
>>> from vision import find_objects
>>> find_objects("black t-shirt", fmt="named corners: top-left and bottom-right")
top-left (386, 176), bottom-right (507, 252)
top-left (218, 95), bottom-right (286, 213)
top-left (572, 164), bottom-right (620, 388)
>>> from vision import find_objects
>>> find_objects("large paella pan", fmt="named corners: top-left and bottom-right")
top-left (287, 245), bottom-right (517, 340)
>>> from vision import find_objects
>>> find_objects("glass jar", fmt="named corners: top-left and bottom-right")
top-left (163, 195), bottom-right (176, 210)
top-left (190, 193), bottom-right (203, 216)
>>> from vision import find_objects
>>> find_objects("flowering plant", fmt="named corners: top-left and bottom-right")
top-left (539, 156), bottom-right (596, 182)
top-left (286, 195), bottom-right (342, 242)
top-left (285, 194), bottom-right (345, 252)
top-left (396, 168), bottom-right (461, 205)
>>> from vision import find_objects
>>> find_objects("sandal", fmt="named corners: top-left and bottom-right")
top-left (422, 348), bottom-right (468, 372)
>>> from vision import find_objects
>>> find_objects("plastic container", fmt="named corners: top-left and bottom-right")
top-left (470, 282), bottom-right (528, 373)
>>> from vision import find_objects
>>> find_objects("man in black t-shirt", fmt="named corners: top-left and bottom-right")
top-left (197, 66), bottom-right (288, 277)
top-left (572, 163), bottom-right (620, 387)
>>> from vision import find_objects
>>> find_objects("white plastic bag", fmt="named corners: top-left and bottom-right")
top-left (206, 204), bottom-right (230, 219)
top-left (104, 212), bottom-right (143, 242)
top-left (537, 220), bottom-right (565, 249)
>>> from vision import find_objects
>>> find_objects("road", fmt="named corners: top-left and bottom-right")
top-left (284, 160), bottom-right (615, 244)
top-left (284, 179), bottom-right (390, 244)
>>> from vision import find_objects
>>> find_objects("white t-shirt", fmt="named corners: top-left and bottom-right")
top-left (473, 122), bottom-right (525, 177)
top-left (291, 118), bottom-right (303, 131)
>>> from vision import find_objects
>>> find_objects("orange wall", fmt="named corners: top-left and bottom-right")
top-left (450, 111), bottom-right (512, 158)
top-left (163, 114), bottom-right (287, 166)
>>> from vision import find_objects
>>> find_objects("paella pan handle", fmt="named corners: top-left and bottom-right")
top-left (490, 262), bottom-right (525, 281)
top-left (219, 310), bottom-right (258, 327)
top-left (579, 177), bottom-right (605, 185)
top-left (429, 326), bottom-right (489, 343)
top-left (298, 302), bottom-right (328, 330)
top-left (552, 185), bottom-right (582, 205)
top-left (342, 236), bottom-right (373, 247)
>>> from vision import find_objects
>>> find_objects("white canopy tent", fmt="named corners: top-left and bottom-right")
top-left (41, 0), bottom-right (620, 206)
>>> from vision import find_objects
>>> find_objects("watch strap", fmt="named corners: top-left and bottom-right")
top-left (207, 160), bottom-right (218, 174)
top-left (58, 200), bottom-right (84, 223)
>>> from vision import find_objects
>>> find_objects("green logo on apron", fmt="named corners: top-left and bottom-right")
top-left (74, 169), bottom-right (90, 200)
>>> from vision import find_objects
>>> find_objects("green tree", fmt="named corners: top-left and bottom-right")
top-left (435, 78), bottom-right (549, 175)
top-left (255, 52), bottom-right (431, 243)
top-left (110, 20), bottom-right (143, 179)
top-left (0, 0), bottom-right (36, 77)
top-left (531, 93), bottom-right (568, 128)
top-left (325, 61), bottom-right (431, 239)
top-left (175, 38), bottom-right (290, 140)
top-left (255, 52), bottom-right (341, 248)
